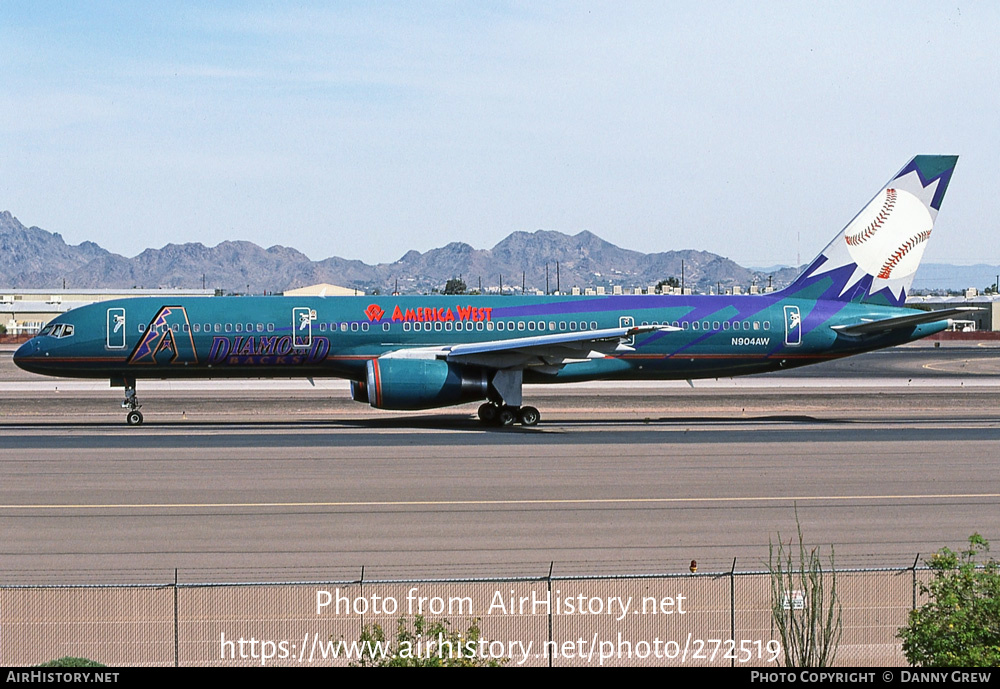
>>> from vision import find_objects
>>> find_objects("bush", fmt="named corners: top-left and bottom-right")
top-left (37, 657), bottom-right (105, 667)
top-left (768, 513), bottom-right (842, 667)
top-left (349, 615), bottom-right (505, 667)
top-left (899, 534), bottom-right (1000, 667)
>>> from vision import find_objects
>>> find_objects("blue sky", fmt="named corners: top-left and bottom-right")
top-left (2, 2), bottom-right (997, 267)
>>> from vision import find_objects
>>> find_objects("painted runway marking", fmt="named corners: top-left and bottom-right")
top-left (3, 493), bottom-right (998, 510)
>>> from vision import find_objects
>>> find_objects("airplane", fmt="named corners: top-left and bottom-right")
top-left (14, 155), bottom-right (973, 427)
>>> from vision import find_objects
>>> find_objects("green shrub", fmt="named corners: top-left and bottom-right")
top-left (899, 534), bottom-right (1000, 667)
top-left (37, 657), bottom-right (105, 667)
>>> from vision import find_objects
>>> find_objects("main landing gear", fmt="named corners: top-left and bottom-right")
top-left (477, 369), bottom-right (538, 427)
top-left (477, 402), bottom-right (540, 427)
top-left (121, 382), bottom-right (143, 426)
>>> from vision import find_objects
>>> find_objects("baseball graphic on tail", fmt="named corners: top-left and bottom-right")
top-left (843, 187), bottom-right (934, 280)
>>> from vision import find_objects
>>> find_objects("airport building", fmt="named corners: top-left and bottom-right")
top-left (906, 291), bottom-right (1000, 331)
top-left (5, 286), bottom-right (999, 336)
top-left (1, 288), bottom-right (215, 335)
top-left (282, 283), bottom-right (364, 297)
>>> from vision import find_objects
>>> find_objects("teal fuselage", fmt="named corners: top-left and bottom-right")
top-left (13, 292), bottom-right (946, 384)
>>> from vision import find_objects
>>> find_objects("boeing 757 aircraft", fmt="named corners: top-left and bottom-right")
top-left (14, 155), bottom-right (970, 426)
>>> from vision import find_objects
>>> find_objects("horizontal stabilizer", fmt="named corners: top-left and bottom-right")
top-left (831, 307), bottom-right (980, 337)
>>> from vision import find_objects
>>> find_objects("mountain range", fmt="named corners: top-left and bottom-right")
top-left (0, 210), bottom-right (984, 294)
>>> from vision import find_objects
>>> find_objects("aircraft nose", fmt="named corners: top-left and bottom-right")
top-left (12, 338), bottom-right (42, 371)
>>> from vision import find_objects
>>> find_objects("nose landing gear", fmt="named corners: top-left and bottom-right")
top-left (121, 382), bottom-right (143, 426)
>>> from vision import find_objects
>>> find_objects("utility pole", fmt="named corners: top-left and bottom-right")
top-left (681, 260), bottom-right (685, 294)
top-left (556, 262), bottom-right (560, 294)
top-left (545, 264), bottom-right (549, 295)
top-left (499, 274), bottom-right (503, 295)
top-left (522, 271), bottom-right (525, 294)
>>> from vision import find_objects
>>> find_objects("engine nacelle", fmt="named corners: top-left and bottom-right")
top-left (350, 379), bottom-right (369, 403)
top-left (364, 358), bottom-right (489, 410)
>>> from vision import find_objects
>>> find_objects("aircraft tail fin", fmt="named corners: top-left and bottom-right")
top-left (779, 155), bottom-right (958, 307)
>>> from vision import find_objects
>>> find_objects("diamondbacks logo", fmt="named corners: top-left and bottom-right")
top-left (128, 306), bottom-right (198, 365)
top-left (364, 304), bottom-right (385, 321)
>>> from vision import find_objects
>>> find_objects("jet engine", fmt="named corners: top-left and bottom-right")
top-left (357, 358), bottom-right (489, 410)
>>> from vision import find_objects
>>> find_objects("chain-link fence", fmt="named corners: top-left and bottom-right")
top-left (0, 565), bottom-right (932, 667)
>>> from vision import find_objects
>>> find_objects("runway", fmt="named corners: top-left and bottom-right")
top-left (2, 343), bottom-right (999, 584)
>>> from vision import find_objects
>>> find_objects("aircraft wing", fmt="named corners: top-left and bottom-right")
top-left (831, 307), bottom-right (980, 337)
top-left (381, 324), bottom-right (679, 370)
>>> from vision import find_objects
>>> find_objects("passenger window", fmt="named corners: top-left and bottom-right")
top-left (138, 324), bottom-right (146, 333)
top-left (559, 321), bottom-right (567, 330)
top-left (215, 324), bottom-right (222, 333)
top-left (193, 324), bottom-right (200, 333)
top-left (702, 321), bottom-right (710, 330)
top-left (362, 323), bottom-right (369, 332)
top-left (591, 321), bottom-right (598, 330)
top-left (763, 321), bottom-right (770, 330)
top-left (712, 321), bottom-right (720, 330)
top-left (225, 323), bottom-right (232, 333)
top-left (445, 322), bottom-right (453, 331)
top-left (257, 323), bottom-right (264, 332)
top-left (692, 321), bottom-right (700, 330)
top-left (527, 321), bottom-right (535, 331)
top-left (753, 321), bottom-right (760, 330)
top-left (351, 323), bottom-right (358, 332)
top-left (434, 322), bottom-right (442, 331)
top-left (319, 323), bottom-right (326, 332)
top-left (267, 323), bottom-right (274, 332)
top-left (382, 323), bottom-right (390, 332)
top-left (340, 323), bottom-right (348, 332)
top-left (682, 321), bottom-right (689, 330)
top-left (722, 321), bottom-right (729, 330)
top-left (403, 322), bottom-right (411, 332)
top-left (742, 321), bottom-right (750, 330)
top-left (570, 322), bottom-right (577, 331)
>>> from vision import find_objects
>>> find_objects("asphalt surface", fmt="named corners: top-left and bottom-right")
top-left (1, 343), bottom-right (999, 584)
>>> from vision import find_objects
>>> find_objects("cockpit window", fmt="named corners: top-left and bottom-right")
top-left (45, 324), bottom-right (75, 338)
